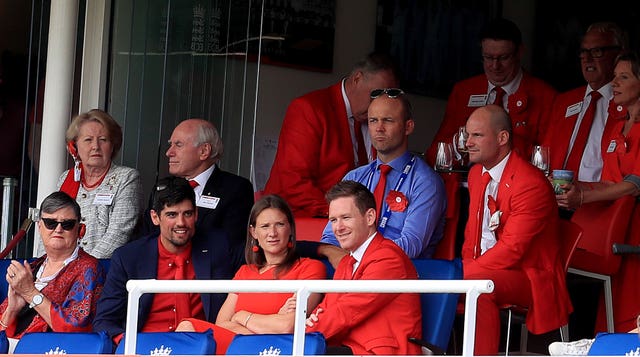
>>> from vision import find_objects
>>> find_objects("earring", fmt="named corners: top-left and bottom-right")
top-left (287, 238), bottom-right (293, 249)
top-left (252, 240), bottom-right (259, 252)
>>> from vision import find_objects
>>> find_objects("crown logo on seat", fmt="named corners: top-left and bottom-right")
top-left (44, 347), bottom-right (67, 354)
top-left (150, 345), bottom-right (173, 356)
top-left (259, 346), bottom-right (282, 356)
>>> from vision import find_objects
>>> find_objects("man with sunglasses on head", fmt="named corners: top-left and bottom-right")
top-left (264, 52), bottom-right (400, 217)
top-left (427, 18), bottom-right (557, 161)
top-left (93, 177), bottom-right (233, 345)
top-left (302, 89), bottom-right (446, 265)
top-left (544, 22), bottom-right (626, 183)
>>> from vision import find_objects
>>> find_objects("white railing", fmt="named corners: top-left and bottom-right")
top-left (125, 279), bottom-right (494, 356)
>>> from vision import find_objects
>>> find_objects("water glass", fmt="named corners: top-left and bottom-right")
top-left (454, 126), bottom-right (468, 153)
top-left (435, 142), bottom-right (454, 171)
top-left (530, 145), bottom-right (550, 175)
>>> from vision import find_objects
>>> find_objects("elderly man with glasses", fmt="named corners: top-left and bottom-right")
top-left (544, 22), bottom-right (627, 183)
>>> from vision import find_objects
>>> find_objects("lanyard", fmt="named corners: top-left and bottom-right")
top-left (365, 155), bottom-right (416, 234)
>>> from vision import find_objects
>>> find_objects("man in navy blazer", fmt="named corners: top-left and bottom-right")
top-left (93, 176), bottom-right (233, 341)
top-left (141, 119), bottom-right (253, 272)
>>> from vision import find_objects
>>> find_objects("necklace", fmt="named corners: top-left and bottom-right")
top-left (81, 162), bottom-right (111, 189)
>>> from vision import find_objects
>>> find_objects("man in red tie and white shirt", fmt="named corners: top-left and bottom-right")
top-left (544, 22), bottom-right (627, 182)
top-left (462, 105), bottom-right (572, 355)
top-left (305, 180), bottom-right (422, 355)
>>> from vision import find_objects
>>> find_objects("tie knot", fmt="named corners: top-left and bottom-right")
top-left (482, 172), bottom-right (492, 186)
top-left (188, 180), bottom-right (199, 189)
top-left (379, 164), bottom-right (392, 176)
top-left (590, 90), bottom-right (602, 102)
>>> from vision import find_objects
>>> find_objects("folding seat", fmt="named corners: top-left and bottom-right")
top-left (226, 332), bottom-right (326, 355)
top-left (13, 331), bottom-right (112, 354)
top-left (115, 330), bottom-right (215, 355)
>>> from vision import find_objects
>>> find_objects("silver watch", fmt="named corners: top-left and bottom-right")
top-left (29, 293), bottom-right (44, 308)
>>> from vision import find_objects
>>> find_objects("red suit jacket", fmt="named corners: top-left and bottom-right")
top-left (426, 72), bottom-right (557, 163)
top-left (461, 153), bottom-right (572, 334)
top-left (307, 233), bottom-right (422, 355)
top-left (264, 82), bottom-right (356, 217)
top-left (544, 86), bottom-right (627, 177)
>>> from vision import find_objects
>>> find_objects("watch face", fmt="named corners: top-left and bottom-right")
top-left (32, 294), bottom-right (43, 305)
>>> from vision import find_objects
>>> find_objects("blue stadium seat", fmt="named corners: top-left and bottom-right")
top-left (0, 330), bottom-right (8, 354)
top-left (226, 332), bottom-right (326, 355)
top-left (588, 332), bottom-right (640, 355)
top-left (13, 331), bottom-right (112, 354)
top-left (115, 330), bottom-right (215, 355)
top-left (412, 258), bottom-right (463, 353)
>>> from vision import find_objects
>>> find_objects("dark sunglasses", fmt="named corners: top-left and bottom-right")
top-left (41, 218), bottom-right (78, 231)
top-left (370, 88), bottom-right (404, 99)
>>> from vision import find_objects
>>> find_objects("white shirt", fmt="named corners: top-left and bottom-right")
top-left (480, 152), bottom-right (511, 254)
top-left (349, 232), bottom-right (377, 275)
top-left (342, 79), bottom-right (373, 166)
top-left (487, 70), bottom-right (523, 112)
top-left (563, 84), bottom-right (613, 182)
top-left (189, 164), bottom-right (215, 203)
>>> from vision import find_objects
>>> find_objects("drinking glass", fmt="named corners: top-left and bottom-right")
top-left (454, 126), bottom-right (468, 153)
top-left (531, 145), bottom-right (550, 175)
top-left (435, 142), bottom-right (454, 171)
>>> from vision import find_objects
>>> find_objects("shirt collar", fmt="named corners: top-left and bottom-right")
top-left (341, 78), bottom-right (354, 119)
top-left (350, 231), bottom-right (377, 263)
top-left (376, 151), bottom-right (411, 172)
top-left (586, 83), bottom-right (613, 101)
top-left (189, 164), bottom-right (216, 188)
top-left (482, 152), bottom-right (511, 182)
top-left (488, 69), bottom-right (523, 95)
top-left (157, 235), bottom-right (193, 261)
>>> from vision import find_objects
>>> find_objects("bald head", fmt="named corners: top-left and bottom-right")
top-left (166, 119), bottom-right (224, 178)
top-left (465, 105), bottom-right (512, 169)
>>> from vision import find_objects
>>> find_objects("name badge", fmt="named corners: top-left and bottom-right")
top-left (93, 193), bottom-right (114, 205)
top-left (198, 195), bottom-right (220, 209)
top-left (468, 94), bottom-right (488, 107)
top-left (607, 140), bottom-right (617, 153)
top-left (565, 102), bottom-right (582, 117)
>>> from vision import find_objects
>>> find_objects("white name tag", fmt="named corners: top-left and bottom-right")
top-left (93, 193), bottom-right (114, 205)
top-left (607, 140), bottom-right (617, 153)
top-left (565, 102), bottom-right (582, 117)
top-left (468, 94), bottom-right (488, 107)
top-left (198, 195), bottom-right (220, 209)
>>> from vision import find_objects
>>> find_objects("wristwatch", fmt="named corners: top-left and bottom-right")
top-left (29, 293), bottom-right (44, 309)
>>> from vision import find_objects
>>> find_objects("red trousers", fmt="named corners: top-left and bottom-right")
top-left (465, 268), bottom-right (532, 355)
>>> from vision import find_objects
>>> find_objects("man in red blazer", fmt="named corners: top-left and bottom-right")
top-left (462, 105), bottom-right (572, 355)
top-left (427, 18), bottom-right (556, 164)
top-left (264, 53), bottom-right (399, 217)
top-left (544, 22), bottom-right (627, 182)
top-left (305, 180), bottom-right (422, 355)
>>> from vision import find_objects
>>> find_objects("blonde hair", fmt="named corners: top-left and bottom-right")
top-left (66, 109), bottom-right (123, 159)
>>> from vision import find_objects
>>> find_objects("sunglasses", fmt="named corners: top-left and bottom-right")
top-left (41, 218), bottom-right (78, 231)
top-left (370, 88), bottom-right (404, 99)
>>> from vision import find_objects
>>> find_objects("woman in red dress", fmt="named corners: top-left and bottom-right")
top-left (557, 52), bottom-right (640, 332)
top-left (176, 195), bottom-right (326, 353)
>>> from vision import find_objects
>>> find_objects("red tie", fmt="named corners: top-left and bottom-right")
top-left (493, 86), bottom-right (506, 108)
top-left (345, 255), bottom-right (357, 278)
top-left (188, 180), bottom-right (199, 189)
top-left (474, 172), bottom-right (492, 258)
top-left (564, 91), bottom-right (603, 172)
top-left (353, 119), bottom-right (368, 166)
top-left (373, 164), bottom-right (392, 215)
top-left (173, 255), bottom-right (192, 319)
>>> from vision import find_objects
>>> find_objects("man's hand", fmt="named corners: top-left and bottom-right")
top-left (317, 244), bottom-right (347, 268)
top-left (305, 308), bottom-right (323, 327)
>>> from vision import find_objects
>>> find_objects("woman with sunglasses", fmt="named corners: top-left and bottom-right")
top-left (176, 195), bottom-right (326, 354)
top-left (0, 191), bottom-right (105, 341)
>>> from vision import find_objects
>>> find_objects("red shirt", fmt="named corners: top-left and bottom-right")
top-left (141, 238), bottom-right (205, 332)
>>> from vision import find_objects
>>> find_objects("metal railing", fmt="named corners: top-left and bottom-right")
top-left (125, 279), bottom-right (494, 356)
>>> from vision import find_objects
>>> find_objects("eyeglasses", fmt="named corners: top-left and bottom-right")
top-left (482, 52), bottom-right (516, 64)
top-left (370, 88), bottom-right (404, 99)
top-left (578, 46), bottom-right (621, 59)
top-left (41, 218), bottom-right (78, 231)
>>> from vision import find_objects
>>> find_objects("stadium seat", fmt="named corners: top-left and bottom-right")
top-left (115, 330), bottom-right (215, 355)
top-left (226, 331), bottom-right (326, 355)
top-left (13, 331), bottom-right (112, 354)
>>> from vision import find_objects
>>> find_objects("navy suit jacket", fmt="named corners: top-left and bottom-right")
top-left (92, 232), bottom-right (233, 339)
top-left (140, 167), bottom-right (254, 272)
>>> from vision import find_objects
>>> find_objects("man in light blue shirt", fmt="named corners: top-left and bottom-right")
top-left (319, 88), bottom-right (446, 260)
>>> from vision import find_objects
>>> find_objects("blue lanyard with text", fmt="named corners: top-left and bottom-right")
top-left (365, 155), bottom-right (416, 234)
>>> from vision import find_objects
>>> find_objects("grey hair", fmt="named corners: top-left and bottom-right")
top-left (40, 191), bottom-right (81, 220)
top-left (586, 22), bottom-right (628, 50)
top-left (193, 121), bottom-right (224, 162)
